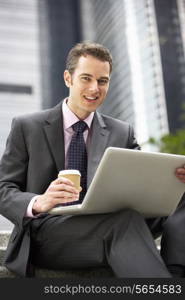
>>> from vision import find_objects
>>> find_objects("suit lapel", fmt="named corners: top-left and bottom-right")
top-left (43, 102), bottom-right (65, 172)
top-left (43, 104), bottom-right (110, 184)
top-left (87, 112), bottom-right (110, 186)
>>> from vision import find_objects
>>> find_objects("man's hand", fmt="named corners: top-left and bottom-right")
top-left (32, 177), bottom-right (81, 214)
top-left (175, 165), bottom-right (185, 183)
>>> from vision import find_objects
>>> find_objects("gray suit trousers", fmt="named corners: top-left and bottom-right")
top-left (161, 193), bottom-right (185, 267)
top-left (30, 209), bottom-right (171, 278)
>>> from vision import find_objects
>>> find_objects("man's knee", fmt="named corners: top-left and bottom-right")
top-left (163, 214), bottom-right (182, 234)
top-left (109, 208), bottom-right (145, 231)
top-left (115, 208), bottom-right (143, 220)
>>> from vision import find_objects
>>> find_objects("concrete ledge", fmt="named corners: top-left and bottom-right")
top-left (35, 267), bottom-right (113, 278)
top-left (0, 266), bottom-right (113, 278)
top-left (0, 266), bottom-right (17, 278)
top-left (0, 231), bottom-right (113, 278)
top-left (0, 246), bottom-right (6, 265)
top-left (0, 230), bottom-right (11, 247)
top-left (0, 231), bottom-right (160, 278)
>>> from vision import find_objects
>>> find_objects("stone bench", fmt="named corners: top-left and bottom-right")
top-left (0, 230), bottom-right (113, 278)
top-left (0, 230), bottom-right (160, 278)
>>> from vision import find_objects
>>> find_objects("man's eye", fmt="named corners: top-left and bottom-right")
top-left (98, 79), bottom-right (108, 85)
top-left (81, 77), bottom-right (90, 81)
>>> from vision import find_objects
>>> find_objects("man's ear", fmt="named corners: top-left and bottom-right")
top-left (63, 70), bottom-right (72, 87)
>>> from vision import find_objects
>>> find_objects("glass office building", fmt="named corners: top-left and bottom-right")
top-left (1, 0), bottom-right (185, 157)
top-left (81, 0), bottom-right (169, 148)
top-left (81, 0), bottom-right (134, 125)
top-left (0, 0), bottom-right (41, 156)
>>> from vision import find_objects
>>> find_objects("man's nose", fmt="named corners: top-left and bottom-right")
top-left (89, 80), bottom-right (99, 92)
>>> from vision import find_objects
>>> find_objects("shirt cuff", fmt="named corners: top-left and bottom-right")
top-left (26, 195), bottom-right (40, 218)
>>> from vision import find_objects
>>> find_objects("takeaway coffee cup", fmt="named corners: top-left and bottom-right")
top-left (58, 170), bottom-right (81, 190)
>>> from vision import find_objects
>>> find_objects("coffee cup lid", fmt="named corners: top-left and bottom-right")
top-left (58, 170), bottom-right (81, 176)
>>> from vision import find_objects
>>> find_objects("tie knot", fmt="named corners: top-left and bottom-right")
top-left (72, 121), bottom-right (88, 133)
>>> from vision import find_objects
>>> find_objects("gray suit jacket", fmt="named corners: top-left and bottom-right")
top-left (0, 100), bottom-right (140, 276)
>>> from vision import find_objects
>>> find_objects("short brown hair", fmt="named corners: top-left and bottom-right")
top-left (66, 42), bottom-right (113, 75)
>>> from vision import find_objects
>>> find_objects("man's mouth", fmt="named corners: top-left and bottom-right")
top-left (84, 96), bottom-right (98, 102)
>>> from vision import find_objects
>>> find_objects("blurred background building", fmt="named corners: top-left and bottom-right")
top-left (0, 0), bottom-right (41, 157)
top-left (155, 0), bottom-right (185, 133)
top-left (1, 0), bottom-right (185, 229)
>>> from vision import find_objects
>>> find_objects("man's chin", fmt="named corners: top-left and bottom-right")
top-left (83, 101), bottom-right (101, 110)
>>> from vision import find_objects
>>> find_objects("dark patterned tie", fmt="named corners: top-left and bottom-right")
top-left (67, 121), bottom-right (88, 204)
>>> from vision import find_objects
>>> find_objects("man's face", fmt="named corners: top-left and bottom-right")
top-left (64, 55), bottom-right (110, 119)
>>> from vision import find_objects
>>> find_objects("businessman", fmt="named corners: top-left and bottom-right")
top-left (0, 42), bottom-right (179, 278)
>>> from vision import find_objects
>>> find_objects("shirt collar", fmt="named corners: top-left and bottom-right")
top-left (62, 98), bottom-right (94, 130)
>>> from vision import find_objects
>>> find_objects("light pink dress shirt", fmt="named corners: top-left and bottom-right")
top-left (26, 98), bottom-right (94, 217)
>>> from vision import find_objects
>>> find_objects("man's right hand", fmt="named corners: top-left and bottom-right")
top-left (32, 177), bottom-right (81, 214)
top-left (175, 166), bottom-right (185, 183)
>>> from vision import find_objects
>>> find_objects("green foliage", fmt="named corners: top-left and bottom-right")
top-left (149, 129), bottom-right (185, 155)
top-left (148, 102), bottom-right (185, 155)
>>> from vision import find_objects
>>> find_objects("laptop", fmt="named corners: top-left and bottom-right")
top-left (49, 147), bottom-right (185, 217)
